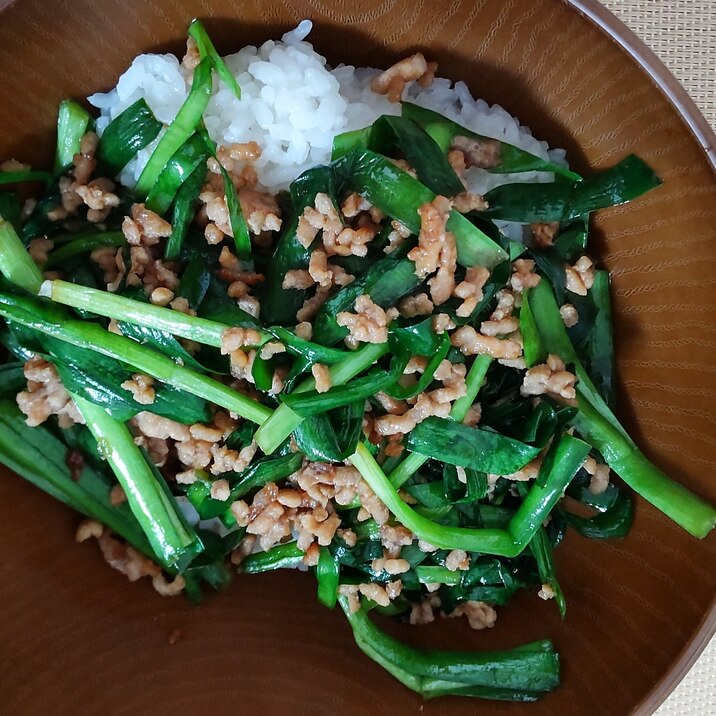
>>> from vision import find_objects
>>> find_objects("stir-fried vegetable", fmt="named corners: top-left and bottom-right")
top-left (55, 100), bottom-right (93, 172)
top-left (0, 20), bottom-right (713, 705)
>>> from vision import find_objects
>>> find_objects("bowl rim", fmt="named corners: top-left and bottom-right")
top-left (567, 3), bottom-right (716, 713)
top-left (0, 0), bottom-right (714, 713)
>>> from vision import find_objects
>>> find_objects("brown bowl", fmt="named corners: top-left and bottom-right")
top-left (1, 1), bottom-right (715, 714)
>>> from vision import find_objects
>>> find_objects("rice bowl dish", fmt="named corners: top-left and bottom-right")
top-left (0, 17), bottom-right (713, 704)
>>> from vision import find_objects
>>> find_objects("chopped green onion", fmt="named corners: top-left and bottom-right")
top-left (239, 541), bottom-right (304, 573)
top-left (188, 19), bottom-right (242, 100)
top-left (43, 231), bottom-right (125, 269)
top-left (72, 394), bottom-right (203, 570)
top-left (199, 128), bottom-right (252, 259)
top-left (0, 291), bottom-right (272, 425)
top-left (98, 98), bottom-right (163, 176)
top-left (415, 565), bottom-right (462, 586)
top-left (573, 397), bottom-right (716, 539)
top-left (317, 547), bottom-right (340, 608)
top-left (339, 597), bottom-right (560, 697)
top-left (55, 100), bottom-right (92, 172)
top-left (402, 102), bottom-right (581, 181)
top-left (343, 149), bottom-right (508, 270)
top-left (39, 278), bottom-right (268, 348)
top-left (350, 442), bottom-right (516, 556)
top-left (388, 355), bottom-right (492, 488)
top-left (135, 57), bottom-right (213, 196)
top-left (145, 133), bottom-right (209, 215)
top-left (0, 398), bottom-right (153, 557)
top-left (0, 170), bottom-right (52, 186)
top-left (0, 215), bottom-right (43, 292)
top-left (254, 342), bottom-right (389, 454)
top-left (165, 159), bottom-right (208, 260)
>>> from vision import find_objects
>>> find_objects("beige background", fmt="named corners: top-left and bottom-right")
top-left (601, 1), bottom-right (716, 714)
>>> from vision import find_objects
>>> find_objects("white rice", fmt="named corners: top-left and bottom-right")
top-left (88, 20), bottom-right (566, 208)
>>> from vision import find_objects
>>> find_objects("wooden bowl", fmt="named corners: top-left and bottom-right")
top-left (1, 1), bottom-right (714, 714)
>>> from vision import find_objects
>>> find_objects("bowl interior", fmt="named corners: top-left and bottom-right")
top-left (1, 1), bottom-right (716, 714)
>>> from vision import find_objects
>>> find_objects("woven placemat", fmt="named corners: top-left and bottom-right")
top-left (603, 0), bottom-right (716, 128)
top-left (601, 2), bottom-right (716, 714)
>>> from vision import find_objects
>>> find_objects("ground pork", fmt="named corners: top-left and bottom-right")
top-left (565, 256), bottom-right (595, 296)
top-left (182, 36), bottom-right (200, 70)
top-left (229, 535), bottom-right (257, 566)
top-left (375, 391), bottom-right (408, 416)
top-left (445, 549), bottom-right (470, 571)
top-left (336, 294), bottom-right (398, 348)
top-left (220, 328), bottom-right (262, 382)
top-left (398, 292), bottom-right (434, 318)
top-left (296, 192), bottom-right (378, 258)
top-left (132, 411), bottom-right (190, 441)
top-left (480, 316), bottom-right (520, 336)
top-left (447, 601), bottom-right (497, 630)
top-left (90, 246), bottom-right (123, 292)
top-left (282, 269), bottom-right (314, 290)
top-left (311, 363), bottom-right (332, 393)
top-left (227, 279), bottom-right (261, 318)
top-left (77, 520), bottom-right (184, 596)
top-left (521, 354), bottom-right (577, 400)
top-left (410, 593), bottom-right (442, 625)
top-left (221, 327), bottom-right (263, 352)
top-left (16, 356), bottom-right (83, 428)
top-left (230, 480), bottom-right (341, 553)
top-left (510, 258), bottom-right (541, 293)
top-left (560, 303), bottom-right (579, 327)
top-left (118, 241), bottom-right (179, 296)
top-left (448, 149), bottom-right (467, 176)
top-left (214, 141), bottom-right (262, 177)
top-left (122, 203), bottom-right (172, 247)
top-left (199, 185), bottom-right (232, 239)
top-left (531, 222), bottom-right (559, 249)
top-left (259, 342), bottom-right (286, 360)
top-left (49, 133), bottom-right (120, 222)
top-left (149, 287), bottom-right (174, 306)
top-left (294, 321), bottom-right (312, 340)
top-left (28, 237), bottom-right (53, 265)
top-left (338, 584), bottom-right (362, 613)
top-left (75, 178), bottom-right (120, 223)
top-left (584, 456), bottom-right (610, 495)
top-left (463, 403), bottom-right (482, 427)
top-left (323, 225), bottom-right (376, 258)
top-left (210, 478), bottom-right (231, 501)
top-left (450, 135), bottom-right (501, 170)
top-left (120, 373), bottom-right (155, 405)
top-left (290, 462), bottom-right (362, 508)
top-left (492, 451), bottom-right (544, 483)
top-left (341, 192), bottom-right (371, 218)
top-left (490, 289), bottom-right (516, 321)
top-left (384, 219), bottom-right (411, 254)
top-left (374, 360), bottom-right (465, 437)
top-left (296, 193), bottom-right (340, 246)
top-left (451, 326), bottom-right (522, 360)
top-left (304, 248), bottom-right (354, 288)
top-left (454, 265), bottom-right (489, 317)
top-left (239, 187), bottom-right (282, 235)
top-left (409, 196), bottom-right (451, 278)
top-left (372, 555), bottom-right (410, 575)
top-left (380, 524), bottom-right (413, 557)
top-left (370, 53), bottom-right (437, 102)
top-left (296, 285), bottom-right (331, 323)
top-left (0, 158), bottom-right (30, 172)
top-left (452, 192), bottom-right (488, 213)
top-left (357, 582), bottom-right (396, 607)
top-left (432, 313), bottom-right (456, 335)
